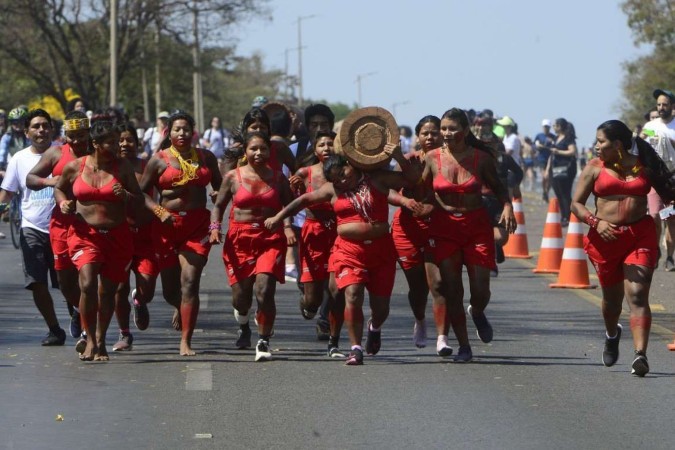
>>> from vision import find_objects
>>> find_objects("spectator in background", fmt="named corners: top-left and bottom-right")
top-left (142, 111), bottom-right (169, 159)
top-left (201, 116), bottom-right (227, 163)
top-left (641, 88), bottom-right (675, 271)
top-left (399, 125), bottom-right (413, 154)
top-left (67, 97), bottom-right (87, 113)
top-left (548, 118), bottom-right (578, 227)
top-left (521, 136), bottom-right (536, 191)
top-left (534, 119), bottom-right (555, 202)
top-left (497, 116), bottom-right (522, 168)
top-left (0, 109), bottom-right (6, 136)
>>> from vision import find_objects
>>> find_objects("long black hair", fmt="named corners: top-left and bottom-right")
top-left (441, 108), bottom-right (494, 156)
top-left (597, 119), bottom-right (675, 202)
top-left (323, 154), bottom-right (351, 181)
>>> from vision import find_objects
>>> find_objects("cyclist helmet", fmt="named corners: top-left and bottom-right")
top-left (8, 107), bottom-right (28, 122)
top-left (251, 96), bottom-right (269, 108)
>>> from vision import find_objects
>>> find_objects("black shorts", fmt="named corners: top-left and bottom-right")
top-left (20, 227), bottom-right (58, 290)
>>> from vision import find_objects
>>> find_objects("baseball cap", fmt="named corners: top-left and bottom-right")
top-left (653, 89), bottom-right (675, 102)
top-left (157, 111), bottom-right (170, 119)
top-left (541, 119), bottom-right (552, 127)
top-left (496, 116), bottom-right (515, 127)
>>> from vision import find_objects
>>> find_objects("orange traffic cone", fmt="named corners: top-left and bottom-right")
top-left (503, 197), bottom-right (531, 259)
top-left (550, 214), bottom-right (596, 289)
top-left (533, 198), bottom-right (563, 273)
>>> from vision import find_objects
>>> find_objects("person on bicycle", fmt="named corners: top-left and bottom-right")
top-left (0, 107), bottom-right (29, 173)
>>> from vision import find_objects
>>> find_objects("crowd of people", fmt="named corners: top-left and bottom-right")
top-left (0, 88), bottom-right (674, 376)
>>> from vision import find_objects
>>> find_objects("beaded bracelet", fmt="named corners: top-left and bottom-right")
top-left (209, 221), bottom-right (222, 232)
top-left (152, 205), bottom-right (167, 219)
top-left (583, 213), bottom-right (600, 229)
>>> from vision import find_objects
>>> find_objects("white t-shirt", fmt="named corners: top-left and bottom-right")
top-left (503, 133), bottom-right (522, 166)
top-left (643, 117), bottom-right (675, 170)
top-left (288, 141), bottom-right (307, 228)
top-left (0, 147), bottom-right (55, 233)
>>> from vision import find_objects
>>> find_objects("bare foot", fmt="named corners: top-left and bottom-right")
top-left (172, 309), bottom-right (182, 331)
top-left (94, 341), bottom-right (109, 361)
top-left (79, 340), bottom-right (97, 361)
top-left (180, 339), bottom-right (195, 356)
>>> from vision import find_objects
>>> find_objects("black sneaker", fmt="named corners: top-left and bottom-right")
top-left (132, 289), bottom-right (150, 331)
top-left (255, 339), bottom-right (272, 362)
top-left (454, 345), bottom-right (473, 363)
top-left (602, 324), bottom-right (622, 367)
top-left (468, 305), bottom-right (493, 343)
top-left (495, 244), bottom-right (505, 264)
top-left (236, 323), bottom-right (252, 349)
top-left (41, 328), bottom-right (66, 346)
top-left (328, 344), bottom-right (346, 358)
top-left (316, 320), bottom-right (330, 341)
top-left (345, 348), bottom-right (364, 366)
top-left (631, 350), bottom-right (649, 377)
top-left (365, 319), bottom-right (382, 355)
top-left (69, 310), bottom-right (81, 339)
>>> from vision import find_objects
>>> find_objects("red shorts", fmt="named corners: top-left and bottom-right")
top-left (49, 210), bottom-right (75, 271)
top-left (68, 220), bottom-right (133, 283)
top-left (391, 208), bottom-right (430, 271)
top-left (130, 222), bottom-right (160, 277)
top-left (583, 215), bottom-right (657, 286)
top-left (222, 221), bottom-right (287, 286)
top-left (299, 218), bottom-right (337, 282)
top-left (329, 234), bottom-right (397, 297)
top-left (427, 208), bottom-right (495, 269)
top-left (152, 208), bottom-right (211, 271)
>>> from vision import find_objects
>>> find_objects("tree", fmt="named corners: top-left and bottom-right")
top-left (619, 0), bottom-right (675, 126)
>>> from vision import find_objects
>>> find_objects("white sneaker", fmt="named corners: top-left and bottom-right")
top-left (285, 268), bottom-right (298, 282)
top-left (413, 319), bottom-right (427, 348)
top-left (0, 231), bottom-right (5, 239)
top-left (255, 339), bottom-right (272, 362)
top-left (436, 335), bottom-right (453, 357)
top-left (665, 257), bottom-right (675, 272)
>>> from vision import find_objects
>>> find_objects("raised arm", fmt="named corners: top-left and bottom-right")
top-left (264, 183), bottom-right (335, 231)
top-left (26, 146), bottom-right (60, 190)
top-left (54, 160), bottom-right (78, 214)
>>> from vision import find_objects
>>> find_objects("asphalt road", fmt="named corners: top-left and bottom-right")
top-left (1, 192), bottom-right (675, 450)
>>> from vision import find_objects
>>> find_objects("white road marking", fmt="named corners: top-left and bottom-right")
top-left (185, 363), bottom-right (212, 391)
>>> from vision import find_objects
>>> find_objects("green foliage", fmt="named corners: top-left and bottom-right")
top-left (620, 0), bottom-right (675, 127)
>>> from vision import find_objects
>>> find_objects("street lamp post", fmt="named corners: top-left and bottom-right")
top-left (296, 14), bottom-right (316, 107)
top-left (355, 72), bottom-right (377, 107)
top-left (392, 100), bottom-right (410, 118)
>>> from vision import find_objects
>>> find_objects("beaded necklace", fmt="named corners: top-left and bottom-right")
top-left (168, 146), bottom-right (199, 186)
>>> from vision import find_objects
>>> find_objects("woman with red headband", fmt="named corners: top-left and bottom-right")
top-left (422, 107), bottom-right (516, 363)
top-left (54, 120), bottom-right (143, 361)
top-left (572, 119), bottom-right (675, 377)
top-left (209, 131), bottom-right (295, 362)
top-left (26, 110), bottom-right (91, 346)
top-left (139, 112), bottom-right (222, 356)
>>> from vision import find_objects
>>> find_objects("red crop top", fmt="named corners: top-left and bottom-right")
top-left (592, 161), bottom-right (650, 197)
top-left (232, 168), bottom-right (282, 211)
top-left (307, 168), bottom-right (333, 213)
top-left (433, 149), bottom-right (483, 195)
top-left (157, 149), bottom-right (212, 189)
top-left (72, 156), bottom-right (123, 203)
top-left (52, 143), bottom-right (77, 177)
top-left (333, 177), bottom-right (389, 225)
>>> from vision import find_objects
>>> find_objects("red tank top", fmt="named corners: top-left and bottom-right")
top-left (157, 148), bottom-right (212, 189)
top-left (333, 177), bottom-right (389, 225)
top-left (52, 143), bottom-right (77, 177)
top-left (232, 168), bottom-right (282, 211)
top-left (593, 161), bottom-right (650, 197)
top-left (433, 149), bottom-right (482, 195)
top-left (72, 156), bottom-right (123, 203)
top-left (307, 168), bottom-right (333, 213)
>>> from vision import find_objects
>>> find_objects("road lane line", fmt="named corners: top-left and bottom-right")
top-left (185, 363), bottom-right (212, 391)
top-left (515, 259), bottom-right (675, 339)
top-left (201, 292), bottom-right (209, 310)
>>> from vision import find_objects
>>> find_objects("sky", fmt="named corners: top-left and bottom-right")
top-left (232, 0), bottom-right (647, 147)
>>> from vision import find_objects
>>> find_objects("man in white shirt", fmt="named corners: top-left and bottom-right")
top-left (641, 88), bottom-right (675, 271)
top-left (0, 109), bottom-right (66, 345)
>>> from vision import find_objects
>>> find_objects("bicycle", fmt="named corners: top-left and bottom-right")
top-left (8, 193), bottom-right (21, 249)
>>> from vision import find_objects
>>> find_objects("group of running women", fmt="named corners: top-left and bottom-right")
top-left (21, 103), bottom-right (675, 375)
